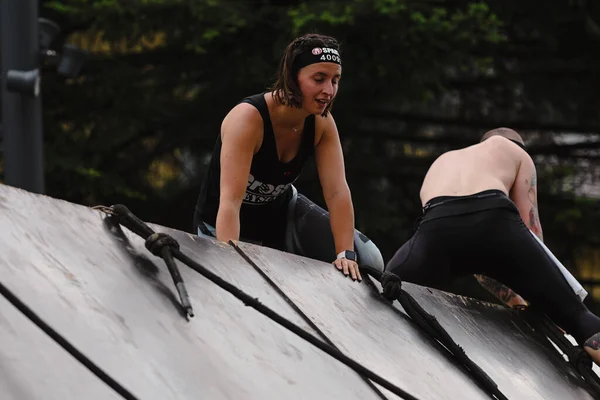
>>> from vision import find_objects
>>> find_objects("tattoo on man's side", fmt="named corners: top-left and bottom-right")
top-left (584, 332), bottom-right (600, 350)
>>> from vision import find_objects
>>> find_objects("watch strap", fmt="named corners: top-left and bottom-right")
top-left (336, 250), bottom-right (356, 261)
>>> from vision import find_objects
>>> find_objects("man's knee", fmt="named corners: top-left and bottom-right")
top-left (354, 230), bottom-right (384, 272)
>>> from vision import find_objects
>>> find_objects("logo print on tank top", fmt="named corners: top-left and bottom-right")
top-left (243, 173), bottom-right (293, 204)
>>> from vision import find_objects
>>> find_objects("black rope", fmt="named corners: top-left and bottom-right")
top-left (363, 267), bottom-right (509, 400)
top-left (174, 246), bottom-right (420, 399)
top-left (230, 242), bottom-right (389, 400)
top-left (0, 281), bottom-right (138, 400)
top-left (101, 205), bottom-right (421, 400)
top-left (365, 265), bottom-right (600, 400)
top-left (108, 205), bottom-right (193, 318)
top-left (521, 307), bottom-right (600, 397)
top-left (145, 232), bottom-right (194, 318)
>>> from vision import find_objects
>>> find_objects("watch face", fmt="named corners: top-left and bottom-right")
top-left (345, 250), bottom-right (356, 261)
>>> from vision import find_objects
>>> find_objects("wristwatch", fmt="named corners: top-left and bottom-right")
top-left (336, 250), bottom-right (357, 262)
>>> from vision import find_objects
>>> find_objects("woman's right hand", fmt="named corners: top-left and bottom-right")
top-left (332, 257), bottom-right (362, 282)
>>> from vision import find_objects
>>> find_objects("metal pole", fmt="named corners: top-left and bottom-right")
top-left (1, 0), bottom-right (45, 194)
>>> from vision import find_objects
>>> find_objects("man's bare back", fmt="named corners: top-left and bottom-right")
top-left (421, 135), bottom-right (522, 204)
top-left (419, 134), bottom-right (542, 239)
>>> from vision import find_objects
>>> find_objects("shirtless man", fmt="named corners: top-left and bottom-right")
top-left (381, 127), bottom-right (600, 365)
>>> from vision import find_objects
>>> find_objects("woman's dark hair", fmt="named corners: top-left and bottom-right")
top-left (269, 33), bottom-right (340, 117)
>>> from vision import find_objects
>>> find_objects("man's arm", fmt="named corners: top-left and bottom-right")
top-left (510, 155), bottom-right (544, 241)
top-left (474, 275), bottom-right (528, 308)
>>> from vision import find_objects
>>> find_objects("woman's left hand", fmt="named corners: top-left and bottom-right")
top-left (333, 258), bottom-right (362, 282)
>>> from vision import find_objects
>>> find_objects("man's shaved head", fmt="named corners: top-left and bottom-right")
top-left (480, 127), bottom-right (524, 145)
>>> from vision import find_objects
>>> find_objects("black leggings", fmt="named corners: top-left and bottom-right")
top-left (384, 190), bottom-right (600, 344)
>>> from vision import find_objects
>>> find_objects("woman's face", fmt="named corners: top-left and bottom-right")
top-left (297, 62), bottom-right (341, 115)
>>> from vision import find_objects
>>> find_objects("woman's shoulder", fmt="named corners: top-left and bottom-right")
top-left (313, 112), bottom-right (338, 143)
top-left (220, 100), bottom-right (266, 157)
top-left (224, 100), bottom-right (264, 128)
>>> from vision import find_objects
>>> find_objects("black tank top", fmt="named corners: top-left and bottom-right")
top-left (194, 92), bottom-right (316, 242)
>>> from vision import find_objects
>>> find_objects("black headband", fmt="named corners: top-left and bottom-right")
top-left (293, 47), bottom-right (341, 73)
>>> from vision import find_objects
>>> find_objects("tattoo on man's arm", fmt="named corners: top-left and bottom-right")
top-left (528, 207), bottom-right (536, 228)
top-left (584, 332), bottom-right (600, 350)
top-left (526, 172), bottom-right (544, 241)
top-left (475, 275), bottom-right (517, 304)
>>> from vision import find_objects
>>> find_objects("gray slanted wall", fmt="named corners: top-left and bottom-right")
top-left (0, 183), bottom-right (594, 400)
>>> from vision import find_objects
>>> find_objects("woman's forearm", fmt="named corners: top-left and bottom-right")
top-left (326, 191), bottom-right (355, 254)
top-left (216, 200), bottom-right (241, 243)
